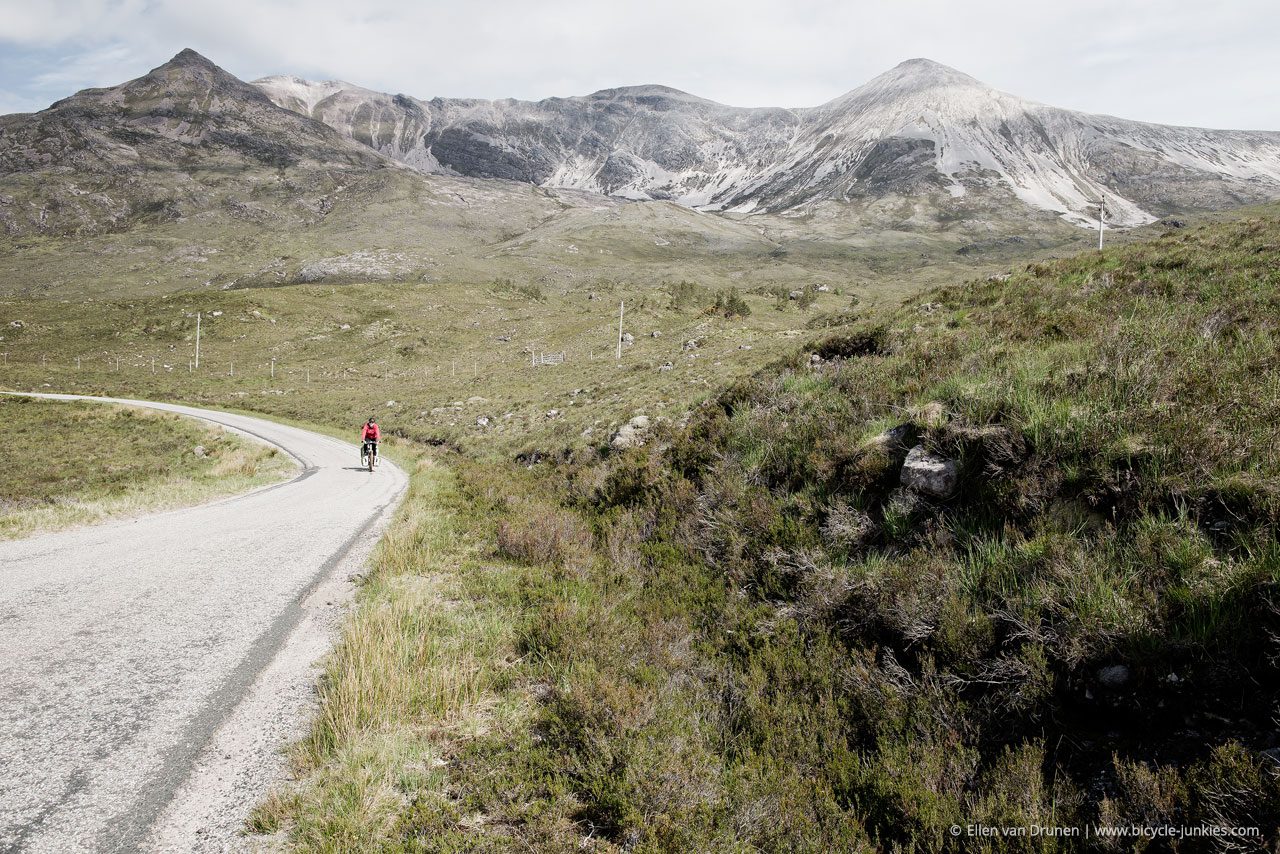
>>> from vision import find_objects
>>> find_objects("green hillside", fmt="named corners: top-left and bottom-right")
top-left (252, 206), bottom-right (1280, 851)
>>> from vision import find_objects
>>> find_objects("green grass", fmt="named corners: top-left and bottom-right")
top-left (406, 207), bottom-right (1280, 850)
top-left (0, 274), bottom-right (847, 457)
top-left (241, 206), bottom-right (1280, 851)
top-left (0, 395), bottom-right (295, 538)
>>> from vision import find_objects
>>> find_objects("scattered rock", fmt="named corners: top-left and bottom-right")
top-left (384, 400), bottom-right (397, 408)
top-left (339, 323), bottom-right (351, 331)
top-left (739, 344), bottom-right (752, 350)
top-left (986, 273), bottom-right (1010, 283)
top-left (809, 353), bottom-right (822, 364)
top-left (918, 302), bottom-right (943, 314)
top-left (209, 310), bottom-right (222, 317)
top-left (476, 415), bottom-right (490, 428)
top-left (610, 415), bottom-right (652, 450)
top-left (683, 338), bottom-right (700, 351)
top-left (545, 409), bottom-right (561, 419)
top-left (788, 289), bottom-right (804, 300)
top-left (899, 445), bottom-right (958, 498)
top-left (658, 362), bottom-right (674, 372)
top-left (621, 332), bottom-right (635, 346)
top-left (466, 395), bottom-right (488, 404)
top-left (816, 284), bottom-right (830, 292)
top-left (8, 320), bottom-right (24, 328)
top-left (1159, 218), bottom-right (1186, 229)
top-left (650, 330), bottom-right (662, 338)
top-left (193, 445), bottom-right (207, 458)
top-left (1097, 664), bottom-right (1131, 689)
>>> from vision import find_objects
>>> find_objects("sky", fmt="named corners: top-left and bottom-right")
top-left (0, 0), bottom-right (1277, 129)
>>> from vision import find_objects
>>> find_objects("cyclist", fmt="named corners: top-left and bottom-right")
top-left (360, 417), bottom-right (380, 469)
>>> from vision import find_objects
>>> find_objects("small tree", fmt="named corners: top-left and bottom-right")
top-left (668, 280), bottom-right (700, 310)
top-left (716, 288), bottom-right (751, 318)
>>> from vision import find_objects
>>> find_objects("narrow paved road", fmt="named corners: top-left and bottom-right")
top-left (0, 395), bottom-right (408, 852)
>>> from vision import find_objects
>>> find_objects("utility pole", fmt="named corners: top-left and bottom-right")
top-left (1098, 193), bottom-right (1105, 251)
top-left (194, 311), bottom-right (201, 369)
top-left (617, 300), bottom-right (624, 360)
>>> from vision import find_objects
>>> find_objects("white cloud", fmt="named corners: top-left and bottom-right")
top-left (0, 0), bottom-right (1277, 128)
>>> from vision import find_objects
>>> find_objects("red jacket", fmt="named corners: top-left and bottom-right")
top-left (361, 423), bottom-right (380, 442)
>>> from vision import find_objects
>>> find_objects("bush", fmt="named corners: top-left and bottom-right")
top-left (495, 501), bottom-right (592, 569)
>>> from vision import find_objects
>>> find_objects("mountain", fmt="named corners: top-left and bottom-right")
top-left (256, 58), bottom-right (1280, 228)
top-left (0, 49), bottom-right (388, 237)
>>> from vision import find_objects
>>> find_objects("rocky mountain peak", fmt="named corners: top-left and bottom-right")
top-left (165, 47), bottom-right (220, 69)
top-left (824, 57), bottom-right (987, 108)
top-left (121, 48), bottom-right (272, 107)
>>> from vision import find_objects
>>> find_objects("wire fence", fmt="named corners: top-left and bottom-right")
top-left (0, 343), bottom-right (660, 386)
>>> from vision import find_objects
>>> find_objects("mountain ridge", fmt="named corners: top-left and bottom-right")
top-left (253, 56), bottom-right (1280, 227)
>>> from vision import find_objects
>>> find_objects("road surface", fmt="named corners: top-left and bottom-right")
top-left (0, 395), bottom-right (408, 852)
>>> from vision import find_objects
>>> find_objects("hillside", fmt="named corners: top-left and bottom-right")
top-left (0, 49), bottom-right (388, 238)
top-left (247, 206), bottom-right (1280, 850)
top-left (521, 207), bottom-right (1280, 848)
top-left (257, 58), bottom-right (1280, 227)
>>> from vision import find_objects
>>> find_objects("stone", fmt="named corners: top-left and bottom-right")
top-left (476, 415), bottom-right (490, 428)
top-left (788, 289), bottom-right (804, 300)
top-left (899, 445), bottom-right (958, 498)
top-left (610, 415), bottom-right (652, 450)
top-left (658, 362), bottom-right (673, 371)
top-left (384, 400), bottom-right (397, 408)
top-left (8, 320), bottom-right (24, 328)
top-left (546, 409), bottom-right (561, 419)
top-left (621, 332), bottom-right (635, 346)
top-left (1097, 664), bottom-right (1131, 689)
top-left (193, 445), bottom-right (207, 458)
top-left (650, 330), bottom-right (662, 338)
top-left (683, 338), bottom-right (700, 351)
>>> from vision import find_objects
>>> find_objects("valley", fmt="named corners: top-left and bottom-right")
top-left (1, 41), bottom-right (1278, 853)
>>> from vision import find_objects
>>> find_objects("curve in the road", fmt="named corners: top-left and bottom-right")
top-left (0, 394), bottom-right (408, 853)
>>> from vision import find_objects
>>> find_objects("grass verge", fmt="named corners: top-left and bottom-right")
top-left (0, 395), bottom-right (295, 539)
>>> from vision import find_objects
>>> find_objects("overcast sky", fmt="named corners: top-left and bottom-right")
top-left (1, 0), bottom-right (1277, 129)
